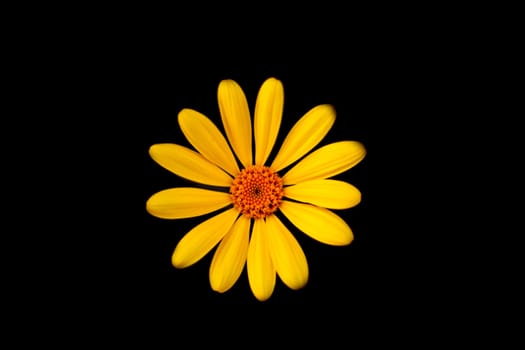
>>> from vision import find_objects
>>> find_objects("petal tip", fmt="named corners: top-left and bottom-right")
top-left (148, 143), bottom-right (170, 159)
top-left (171, 258), bottom-right (183, 269)
top-left (265, 76), bottom-right (282, 86)
top-left (176, 108), bottom-right (189, 123)
top-left (145, 196), bottom-right (155, 215)
top-left (286, 273), bottom-right (309, 290)
top-left (148, 143), bottom-right (159, 155)
top-left (210, 283), bottom-right (228, 294)
top-left (341, 231), bottom-right (355, 246)
top-left (171, 249), bottom-right (188, 269)
top-left (218, 78), bottom-right (238, 90)
top-left (253, 291), bottom-right (273, 302)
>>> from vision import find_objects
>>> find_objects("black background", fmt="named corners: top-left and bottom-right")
top-left (11, 10), bottom-right (463, 345)
top-left (86, 49), bottom-right (387, 333)
top-left (106, 48), bottom-right (409, 336)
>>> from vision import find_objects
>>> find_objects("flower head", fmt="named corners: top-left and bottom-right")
top-left (146, 77), bottom-right (366, 301)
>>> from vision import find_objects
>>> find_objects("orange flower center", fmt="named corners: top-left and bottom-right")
top-left (230, 165), bottom-right (284, 219)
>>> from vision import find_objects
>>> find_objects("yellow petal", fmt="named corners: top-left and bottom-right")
top-left (271, 104), bottom-right (335, 171)
top-left (279, 200), bottom-right (353, 246)
top-left (178, 108), bottom-right (240, 176)
top-left (146, 187), bottom-right (232, 219)
top-left (172, 208), bottom-right (239, 268)
top-left (284, 179), bottom-right (361, 209)
top-left (247, 219), bottom-right (275, 301)
top-left (217, 79), bottom-right (252, 168)
top-left (209, 215), bottom-right (250, 293)
top-left (266, 215), bottom-right (308, 290)
top-left (149, 143), bottom-right (232, 187)
top-left (282, 141), bottom-right (366, 185)
top-left (254, 77), bottom-right (284, 166)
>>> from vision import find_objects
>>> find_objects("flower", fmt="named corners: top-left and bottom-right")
top-left (146, 77), bottom-right (366, 301)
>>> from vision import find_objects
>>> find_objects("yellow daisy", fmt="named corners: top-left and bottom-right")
top-left (146, 77), bottom-right (366, 301)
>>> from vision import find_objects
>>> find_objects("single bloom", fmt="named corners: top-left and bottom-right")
top-left (146, 77), bottom-right (366, 301)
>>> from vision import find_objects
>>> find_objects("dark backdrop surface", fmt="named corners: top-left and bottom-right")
top-left (19, 19), bottom-right (445, 344)
top-left (85, 50), bottom-right (392, 326)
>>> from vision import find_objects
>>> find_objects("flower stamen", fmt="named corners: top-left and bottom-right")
top-left (230, 165), bottom-right (284, 219)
